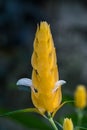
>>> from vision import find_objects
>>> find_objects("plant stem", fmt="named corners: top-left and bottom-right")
top-left (48, 112), bottom-right (58, 130)
top-left (76, 109), bottom-right (83, 130)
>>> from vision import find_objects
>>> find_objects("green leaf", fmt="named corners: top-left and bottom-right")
top-left (0, 108), bottom-right (39, 117)
top-left (0, 108), bottom-right (51, 130)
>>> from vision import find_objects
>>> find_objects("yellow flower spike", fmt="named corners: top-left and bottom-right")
top-left (17, 21), bottom-right (66, 115)
top-left (74, 85), bottom-right (87, 109)
top-left (31, 21), bottom-right (65, 113)
top-left (63, 118), bottom-right (74, 130)
top-left (1, 22), bottom-right (66, 130)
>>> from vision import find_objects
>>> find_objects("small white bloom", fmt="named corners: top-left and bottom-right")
top-left (16, 78), bottom-right (35, 92)
top-left (53, 80), bottom-right (66, 92)
top-left (17, 78), bottom-right (32, 86)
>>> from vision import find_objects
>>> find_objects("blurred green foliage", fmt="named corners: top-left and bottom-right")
top-left (0, 108), bottom-right (52, 130)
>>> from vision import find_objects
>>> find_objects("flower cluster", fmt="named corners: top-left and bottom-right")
top-left (1, 21), bottom-right (87, 130)
top-left (17, 22), bottom-right (66, 115)
top-left (16, 22), bottom-right (87, 130)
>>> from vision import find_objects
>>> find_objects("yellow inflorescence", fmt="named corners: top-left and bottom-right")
top-left (63, 118), bottom-right (73, 130)
top-left (74, 85), bottom-right (87, 109)
top-left (31, 22), bottom-right (62, 113)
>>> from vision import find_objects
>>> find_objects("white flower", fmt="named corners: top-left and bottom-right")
top-left (17, 78), bottom-right (66, 92)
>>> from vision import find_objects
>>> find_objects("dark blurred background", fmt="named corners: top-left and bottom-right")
top-left (0, 0), bottom-right (87, 129)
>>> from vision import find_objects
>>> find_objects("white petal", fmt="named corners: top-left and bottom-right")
top-left (16, 78), bottom-right (32, 86)
top-left (53, 80), bottom-right (66, 92)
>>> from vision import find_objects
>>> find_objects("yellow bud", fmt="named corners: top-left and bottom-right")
top-left (63, 118), bottom-right (74, 130)
top-left (74, 85), bottom-right (86, 109)
top-left (31, 21), bottom-right (62, 113)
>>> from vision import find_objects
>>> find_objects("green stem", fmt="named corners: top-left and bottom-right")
top-left (48, 112), bottom-right (58, 130)
top-left (76, 109), bottom-right (83, 130)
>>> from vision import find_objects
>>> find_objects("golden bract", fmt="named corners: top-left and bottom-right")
top-left (63, 118), bottom-right (73, 130)
top-left (74, 85), bottom-right (87, 109)
top-left (31, 22), bottom-right (62, 113)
